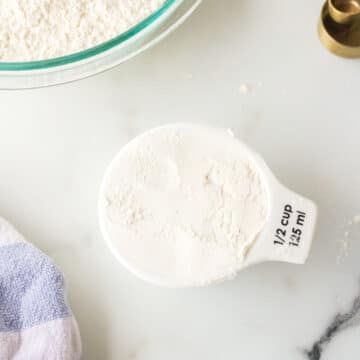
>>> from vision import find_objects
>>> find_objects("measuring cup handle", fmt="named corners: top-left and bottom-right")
top-left (244, 181), bottom-right (318, 267)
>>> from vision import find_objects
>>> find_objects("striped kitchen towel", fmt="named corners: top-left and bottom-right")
top-left (0, 217), bottom-right (82, 360)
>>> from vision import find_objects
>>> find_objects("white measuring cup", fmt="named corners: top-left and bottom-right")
top-left (99, 124), bottom-right (318, 287)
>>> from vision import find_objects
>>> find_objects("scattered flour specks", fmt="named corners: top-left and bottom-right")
top-left (337, 214), bottom-right (360, 264)
top-left (239, 81), bottom-right (264, 95)
top-left (239, 84), bottom-right (251, 94)
top-left (353, 214), bottom-right (360, 224)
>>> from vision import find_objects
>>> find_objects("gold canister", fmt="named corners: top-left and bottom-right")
top-left (318, 0), bottom-right (360, 57)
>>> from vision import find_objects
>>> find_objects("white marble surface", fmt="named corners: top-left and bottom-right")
top-left (1, 0), bottom-right (360, 359)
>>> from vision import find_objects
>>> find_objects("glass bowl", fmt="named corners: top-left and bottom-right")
top-left (0, 0), bottom-right (201, 89)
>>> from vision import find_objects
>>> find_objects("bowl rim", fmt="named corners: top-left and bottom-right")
top-left (0, 0), bottom-right (177, 71)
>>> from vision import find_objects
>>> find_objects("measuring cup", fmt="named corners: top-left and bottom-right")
top-left (328, 0), bottom-right (360, 24)
top-left (99, 124), bottom-right (318, 287)
top-left (319, 0), bottom-right (360, 58)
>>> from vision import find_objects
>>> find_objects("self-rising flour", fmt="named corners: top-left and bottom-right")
top-left (99, 124), bottom-right (269, 287)
top-left (0, 0), bottom-right (165, 61)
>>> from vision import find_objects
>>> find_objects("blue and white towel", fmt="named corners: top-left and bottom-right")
top-left (0, 217), bottom-right (82, 360)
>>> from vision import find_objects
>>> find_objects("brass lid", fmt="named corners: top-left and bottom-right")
top-left (318, 0), bottom-right (360, 58)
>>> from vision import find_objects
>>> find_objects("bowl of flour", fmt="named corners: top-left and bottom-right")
top-left (0, 0), bottom-right (201, 89)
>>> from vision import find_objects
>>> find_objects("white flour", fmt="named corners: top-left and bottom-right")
top-left (353, 214), bottom-right (360, 224)
top-left (0, 0), bottom-right (165, 61)
top-left (337, 213), bottom-right (360, 264)
top-left (99, 124), bottom-right (269, 287)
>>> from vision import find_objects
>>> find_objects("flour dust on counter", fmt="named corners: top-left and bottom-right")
top-left (0, 0), bottom-right (165, 61)
top-left (352, 214), bottom-right (360, 224)
top-left (337, 213), bottom-right (360, 264)
top-left (238, 81), bottom-right (263, 95)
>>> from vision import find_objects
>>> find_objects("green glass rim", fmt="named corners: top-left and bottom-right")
top-left (0, 0), bottom-right (177, 71)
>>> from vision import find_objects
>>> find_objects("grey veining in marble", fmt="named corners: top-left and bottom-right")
top-left (306, 293), bottom-right (360, 360)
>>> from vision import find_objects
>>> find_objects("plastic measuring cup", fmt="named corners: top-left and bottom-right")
top-left (99, 124), bottom-right (318, 287)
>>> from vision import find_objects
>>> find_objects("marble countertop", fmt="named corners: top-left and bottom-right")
top-left (1, 0), bottom-right (360, 359)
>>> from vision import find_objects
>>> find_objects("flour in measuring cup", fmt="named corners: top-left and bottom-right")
top-left (0, 0), bottom-right (165, 61)
top-left (100, 124), bottom-right (269, 287)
